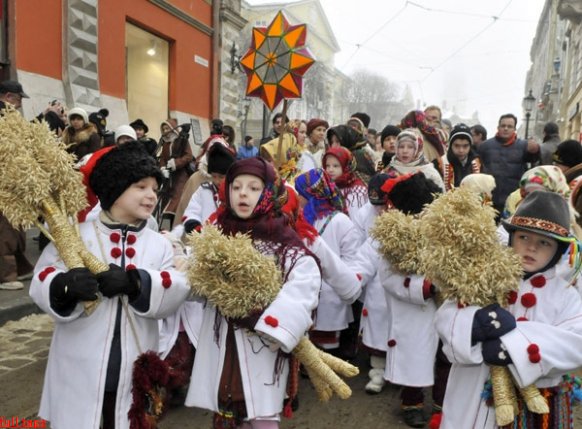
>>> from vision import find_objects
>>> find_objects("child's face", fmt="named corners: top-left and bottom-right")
top-left (325, 155), bottom-right (343, 181)
top-left (211, 173), bottom-right (226, 188)
top-left (110, 177), bottom-right (158, 224)
top-left (70, 115), bottom-right (85, 130)
top-left (229, 174), bottom-right (265, 219)
top-left (396, 139), bottom-right (417, 164)
top-left (451, 138), bottom-right (471, 162)
top-left (511, 230), bottom-right (558, 273)
top-left (383, 136), bottom-right (397, 154)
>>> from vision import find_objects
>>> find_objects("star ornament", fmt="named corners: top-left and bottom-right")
top-left (240, 11), bottom-right (316, 110)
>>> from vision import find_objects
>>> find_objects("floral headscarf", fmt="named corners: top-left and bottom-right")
top-left (503, 166), bottom-right (571, 219)
top-left (322, 147), bottom-right (361, 188)
top-left (294, 168), bottom-right (346, 225)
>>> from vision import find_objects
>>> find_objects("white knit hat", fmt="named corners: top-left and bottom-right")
top-left (68, 107), bottom-right (89, 124)
top-left (115, 124), bottom-right (137, 142)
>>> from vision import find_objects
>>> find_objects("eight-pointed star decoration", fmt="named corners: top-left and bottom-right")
top-left (239, 11), bottom-right (316, 111)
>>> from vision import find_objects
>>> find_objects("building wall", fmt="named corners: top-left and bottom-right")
top-left (11, 0), bottom-right (213, 136)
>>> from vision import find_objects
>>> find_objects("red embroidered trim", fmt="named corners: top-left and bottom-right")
top-left (510, 216), bottom-right (568, 237)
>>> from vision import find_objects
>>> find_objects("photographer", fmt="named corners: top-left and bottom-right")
top-left (158, 118), bottom-right (193, 228)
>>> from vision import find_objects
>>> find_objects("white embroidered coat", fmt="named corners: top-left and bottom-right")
top-left (352, 203), bottom-right (390, 351)
top-left (29, 219), bottom-right (190, 429)
top-left (313, 212), bottom-right (361, 331)
top-left (436, 268), bottom-right (582, 429)
top-left (185, 249), bottom-right (320, 419)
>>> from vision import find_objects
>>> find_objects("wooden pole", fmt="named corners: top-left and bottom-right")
top-left (276, 99), bottom-right (288, 166)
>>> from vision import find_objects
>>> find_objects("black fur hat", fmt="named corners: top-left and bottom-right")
top-left (207, 143), bottom-right (235, 175)
top-left (89, 141), bottom-right (163, 210)
top-left (386, 172), bottom-right (441, 215)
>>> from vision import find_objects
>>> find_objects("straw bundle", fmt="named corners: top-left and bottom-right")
top-left (370, 210), bottom-right (423, 275)
top-left (187, 225), bottom-right (359, 401)
top-left (419, 188), bottom-right (548, 426)
top-left (0, 107), bottom-right (108, 312)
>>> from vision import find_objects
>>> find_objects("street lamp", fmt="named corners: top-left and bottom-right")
top-left (523, 89), bottom-right (536, 139)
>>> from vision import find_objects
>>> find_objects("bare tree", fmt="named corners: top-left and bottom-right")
top-left (345, 69), bottom-right (401, 128)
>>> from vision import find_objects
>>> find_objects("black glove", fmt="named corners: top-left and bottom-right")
top-left (472, 303), bottom-right (516, 344)
top-left (482, 338), bottom-right (513, 366)
top-left (183, 219), bottom-right (202, 234)
top-left (96, 263), bottom-right (140, 300)
top-left (50, 268), bottom-right (99, 313)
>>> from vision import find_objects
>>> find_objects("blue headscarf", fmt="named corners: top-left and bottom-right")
top-left (294, 168), bottom-right (345, 225)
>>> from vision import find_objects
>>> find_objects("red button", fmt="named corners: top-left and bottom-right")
top-left (507, 291), bottom-right (518, 305)
top-left (387, 339), bottom-right (397, 347)
top-left (521, 293), bottom-right (536, 308)
top-left (111, 247), bottom-right (122, 258)
top-left (403, 277), bottom-right (410, 288)
top-left (126, 234), bottom-right (137, 245)
top-left (125, 248), bottom-right (136, 258)
top-left (110, 232), bottom-right (120, 243)
top-left (517, 316), bottom-right (528, 321)
top-left (529, 353), bottom-right (541, 363)
top-left (362, 308), bottom-right (368, 317)
top-left (160, 271), bottom-right (170, 279)
top-left (126, 264), bottom-right (137, 271)
top-left (530, 276), bottom-right (546, 288)
top-left (527, 344), bottom-right (539, 354)
top-left (265, 315), bottom-right (279, 327)
top-left (162, 278), bottom-right (172, 289)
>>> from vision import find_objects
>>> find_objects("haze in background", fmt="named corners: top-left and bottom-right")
top-left (246, 0), bottom-right (545, 134)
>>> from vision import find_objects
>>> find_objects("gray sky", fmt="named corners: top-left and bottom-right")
top-left (246, 0), bottom-right (545, 133)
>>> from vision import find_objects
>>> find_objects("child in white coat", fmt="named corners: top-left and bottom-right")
top-left (436, 190), bottom-right (582, 428)
top-left (294, 168), bottom-right (361, 354)
top-left (185, 157), bottom-right (321, 429)
top-left (30, 141), bottom-right (191, 429)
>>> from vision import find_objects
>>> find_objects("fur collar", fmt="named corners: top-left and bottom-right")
top-left (62, 123), bottom-right (98, 146)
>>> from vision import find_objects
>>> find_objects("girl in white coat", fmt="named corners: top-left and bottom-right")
top-left (294, 168), bottom-right (361, 353)
top-left (30, 142), bottom-right (191, 429)
top-left (185, 157), bottom-right (321, 429)
top-left (436, 190), bottom-right (582, 429)
top-left (385, 128), bottom-right (445, 192)
top-left (323, 146), bottom-right (369, 219)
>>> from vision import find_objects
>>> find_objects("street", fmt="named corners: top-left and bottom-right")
top-left (2, 312), bottom-right (582, 428)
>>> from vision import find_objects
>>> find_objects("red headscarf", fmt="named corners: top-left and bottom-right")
top-left (322, 147), bottom-right (364, 189)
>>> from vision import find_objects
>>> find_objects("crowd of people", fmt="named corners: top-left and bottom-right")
top-left (2, 76), bottom-right (582, 429)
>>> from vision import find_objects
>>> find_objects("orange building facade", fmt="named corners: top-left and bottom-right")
top-left (4, 0), bottom-right (220, 140)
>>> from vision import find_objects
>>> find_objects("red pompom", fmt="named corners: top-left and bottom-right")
top-left (162, 278), bottom-right (172, 289)
top-left (387, 339), bottom-right (397, 347)
top-left (362, 308), bottom-right (369, 317)
top-left (507, 291), bottom-right (518, 305)
top-left (356, 273), bottom-right (362, 281)
top-left (530, 275), bottom-right (546, 288)
top-left (521, 293), bottom-right (537, 308)
top-left (45, 266), bottom-right (56, 275)
top-left (527, 344), bottom-right (539, 354)
top-left (110, 232), bottom-right (121, 243)
top-left (39, 271), bottom-right (48, 282)
top-left (111, 247), bottom-right (122, 258)
top-left (125, 248), bottom-right (136, 258)
top-left (529, 352), bottom-right (542, 363)
top-left (428, 412), bottom-right (442, 429)
top-left (126, 264), bottom-right (137, 271)
top-left (265, 315), bottom-right (279, 327)
top-left (457, 302), bottom-right (466, 309)
top-left (160, 271), bottom-right (170, 279)
top-left (126, 234), bottom-right (137, 245)
top-left (517, 316), bottom-right (529, 321)
top-left (403, 277), bottom-right (411, 288)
